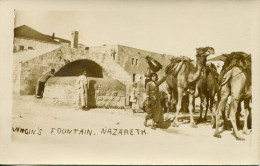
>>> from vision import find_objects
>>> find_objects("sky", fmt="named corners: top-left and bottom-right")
top-left (14, 0), bottom-right (258, 60)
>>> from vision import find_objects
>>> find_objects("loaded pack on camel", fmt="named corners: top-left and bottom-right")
top-left (164, 56), bottom-right (191, 77)
top-left (214, 52), bottom-right (252, 141)
top-left (219, 52), bottom-right (251, 89)
top-left (155, 47), bottom-right (215, 128)
top-left (163, 56), bottom-right (191, 113)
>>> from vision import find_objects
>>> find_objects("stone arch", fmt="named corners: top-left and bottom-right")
top-left (55, 59), bottom-right (103, 78)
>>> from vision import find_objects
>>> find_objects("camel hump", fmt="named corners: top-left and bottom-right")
top-left (178, 56), bottom-right (191, 61)
top-left (170, 56), bottom-right (191, 63)
top-left (221, 52), bottom-right (251, 74)
top-left (230, 52), bottom-right (251, 59)
top-left (220, 51), bottom-right (252, 87)
top-left (165, 56), bottom-right (191, 75)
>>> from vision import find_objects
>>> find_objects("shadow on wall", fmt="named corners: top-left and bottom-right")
top-left (55, 59), bottom-right (103, 78)
top-left (88, 79), bottom-right (97, 108)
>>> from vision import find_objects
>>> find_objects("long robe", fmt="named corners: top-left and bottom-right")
top-left (136, 80), bottom-right (145, 108)
top-left (75, 75), bottom-right (88, 107)
top-left (145, 81), bottom-right (164, 123)
top-left (130, 87), bottom-right (139, 110)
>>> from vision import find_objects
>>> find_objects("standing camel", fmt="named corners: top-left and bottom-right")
top-left (196, 62), bottom-right (219, 125)
top-left (162, 47), bottom-right (215, 128)
top-left (214, 52), bottom-right (251, 140)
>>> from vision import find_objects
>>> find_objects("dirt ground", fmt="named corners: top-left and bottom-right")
top-left (10, 95), bottom-right (257, 164)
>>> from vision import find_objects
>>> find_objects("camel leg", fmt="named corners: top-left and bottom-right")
top-left (242, 99), bottom-right (250, 135)
top-left (208, 96), bottom-right (215, 125)
top-left (203, 96), bottom-right (210, 121)
top-left (214, 84), bottom-right (230, 138)
top-left (172, 91), bottom-right (177, 113)
top-left (197, 94), bottom-right (206, 124)
top-left (165, 95), bottom-right (171, 120)
top-left (189, 91), bottom-right (197, 128)
top-left (222, 108), bottom-right (227, 130)
top-left (236, 100), bottom-right (242, 129)
top-left (222, 100), bottom-right (229, 130)
top-left (197, 95), bottom-right (203, 124)
top-left (172, 87), bottom-right (183, 127)
top-left (247, 99), bottom-right (252, 129)
top-left (247, 109), bottom-right (252, 129)
top-left (164, 88), bottom-right (171, 121)
top-left (212, 94), bottom-right (219, 129)
top-left (192, 95), bottom-right (195, 113)
top-left (229, 90), bottom-right (245, 140)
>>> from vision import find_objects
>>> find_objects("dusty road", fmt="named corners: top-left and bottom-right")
top-left (10, 95), bottom-right (257, 164)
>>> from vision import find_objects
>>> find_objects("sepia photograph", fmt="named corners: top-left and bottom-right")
top-left (0, 0), bottom-right (260, 165)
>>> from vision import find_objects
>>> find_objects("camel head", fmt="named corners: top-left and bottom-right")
top-left (196, 47), bottom-right (215, 66)
top-left (196, 47), bottom-right (215, 57)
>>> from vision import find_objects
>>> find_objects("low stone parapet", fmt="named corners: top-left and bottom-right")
top-left (44, 77), bottom-right (126, 108)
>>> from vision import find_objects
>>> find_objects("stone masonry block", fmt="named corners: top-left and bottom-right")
top-left (44, 77), bottom-right (126, 108)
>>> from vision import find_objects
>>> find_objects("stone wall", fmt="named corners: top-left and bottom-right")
top-left (88, 45), bottom-right (132, 85)
top-left (89, 45), bottom-right (118, 62)
top-left (13, 63), bottom-right (21, 94)
top-left (117, 45), bottom-right (175, 105)
top-left (19, 47), bottom-right (89, 95)
top-left (117, 45), bottom-right (173, 80)
top-left (14, 37), bottom-right (59, 52)
top-left (44, 77), bottom-right (126, 108)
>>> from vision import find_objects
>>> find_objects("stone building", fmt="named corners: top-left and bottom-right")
top-left (14, 44), bottom-right (175, 108)
top-left (14, 25), bottom-right (71, 52)
top-left (13, 26), bottom-right (176, 108)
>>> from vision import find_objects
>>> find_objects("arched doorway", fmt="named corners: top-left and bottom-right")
top-left (55, 59), bottom-right (103, 78)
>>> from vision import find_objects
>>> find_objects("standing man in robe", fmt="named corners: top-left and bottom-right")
top-left (76, 70), bottom-right (89, 110)
top-left (136, 76), bottom-right (145, 112)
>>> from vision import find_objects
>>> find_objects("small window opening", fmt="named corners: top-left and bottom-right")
top-left (19, 45), bottom-right (24, 51)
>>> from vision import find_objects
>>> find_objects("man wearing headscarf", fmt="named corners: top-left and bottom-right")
top-left (75, 70), bottom-right (89, 110)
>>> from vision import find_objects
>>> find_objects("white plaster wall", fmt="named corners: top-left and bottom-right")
top-left (14, 37), bottom-right (59, 52)
top-left (13, 63), bottom-right (21, 94)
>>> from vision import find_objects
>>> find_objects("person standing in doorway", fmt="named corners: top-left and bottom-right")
top-left (143, 67), bottom-right (152, 113)
top-left (136, 76), bottom-right (145, 112)
top-left (75, 70), bottom-right (89, 110)
top-left (130, 82), bottom-right (139, 113)
top-left (35, 69), bottom-right (55, 98)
